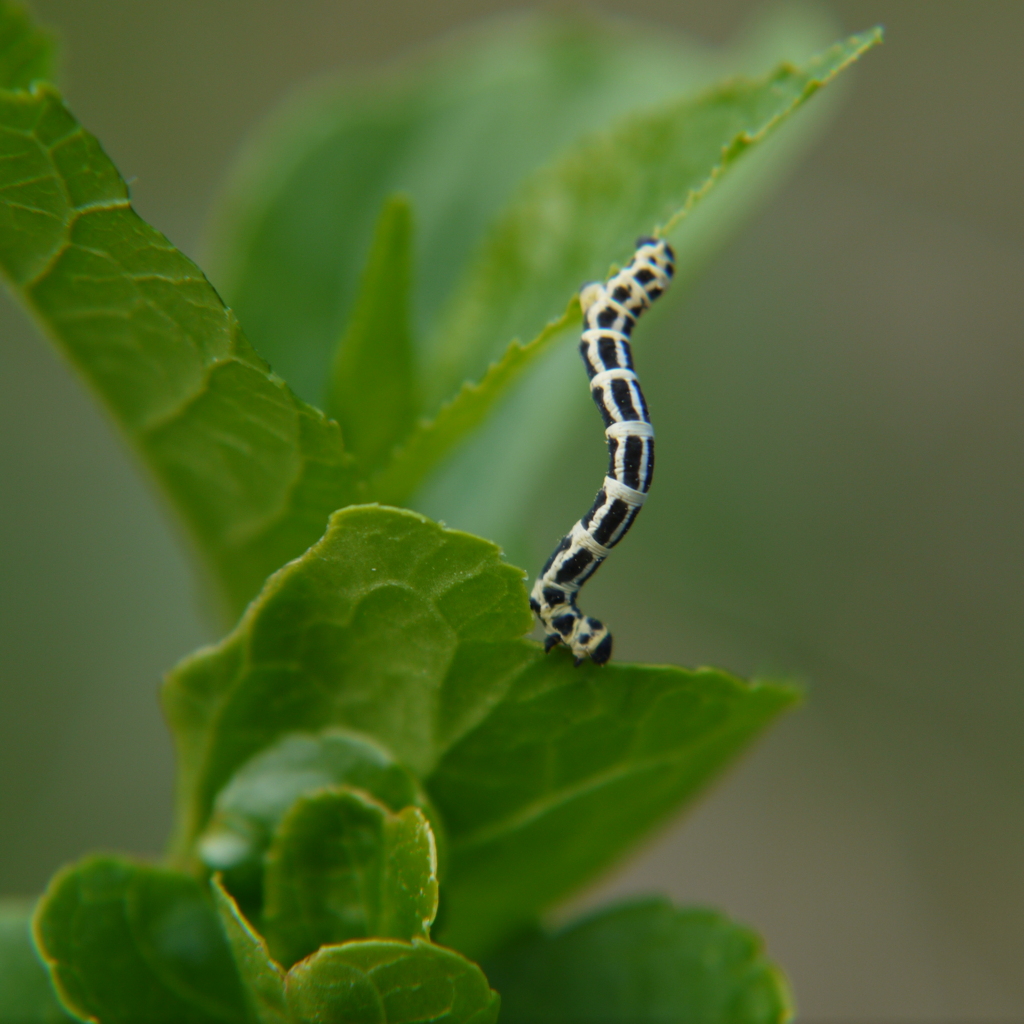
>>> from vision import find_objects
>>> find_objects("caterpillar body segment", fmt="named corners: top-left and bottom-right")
top-left (530, 237), bottom-right (675, 665)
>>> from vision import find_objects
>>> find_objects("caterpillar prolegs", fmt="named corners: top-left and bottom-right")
top-left (530, 237), bottom-right (675, 665)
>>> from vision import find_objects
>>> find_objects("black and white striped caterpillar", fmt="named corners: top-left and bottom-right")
top-left (530, 237), bottom-right (675, 665)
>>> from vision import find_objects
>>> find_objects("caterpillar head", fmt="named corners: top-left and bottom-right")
top-left (635, 236), bottom-right (676, 277)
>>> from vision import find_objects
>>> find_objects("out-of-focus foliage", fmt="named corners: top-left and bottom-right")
top-left (34, 856), bottom-right (250, 1024)
top-left (0, 902), bottom-right (74, 1023)
top-left (486, 899), bottom-right (793, 1024)
top-left (0, 0), bottom-right (53, 90)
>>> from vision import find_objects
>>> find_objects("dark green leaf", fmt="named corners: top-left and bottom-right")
top-left (285, 940), bottom-right (499, 1024)
top-left (0, 84), bottom-right (357, 620)
top-left (328, 193), bottom-right (417, 473)
top-left (485, 899), bottom-right (793, 1024)
top-left (198, 729), bottom-right (444, 916)
top-left (163, 504), bottom-right (534, 864)
top-left (0, 901), bottom-right (75, 1023)
top-left (210, 878), bottom-right (289, 1024)
top-left (0, 1), bottom-right (55, 90)
top-left (163, 502), bottom-right (796, 958)
top-left (206, 13), bottom-right (721, 409)
top-left (428, 656), bottom-right (799, 958)
top-left (263, 789), bottom-right (438, 966)
top-left (212, 879), bottom-right (494, 1024)
top-left (33, 856), bottom-right (248, 1024)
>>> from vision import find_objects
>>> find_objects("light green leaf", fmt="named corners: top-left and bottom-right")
top-left (210, 879), bottom-right (289, 1024)
top-left (33, 856), bottom-right (248, 1024)
top-left (429, 657), bottom-right (798, 958)
top-left (0, 83), bottom-right (358, 621)
top-left (0, 1), bottom-right (55, 90)
top-left (198, 730), bottom-right (444, 918)
top-left (410, 18), bottom-right (875, 554)
top-left (205, 13), bottom-right (722, 409)
top-left (371, 25), bottom-right (879, 515)
top-left (328, 194), bottom-right (417, 473)
top-left (426, 29), bottom-right (883, 405)
top-left (163, 504), bottom-right (534, 864)
top-left (0, 901), bottom-right (75, 1023)
top-left (285, 941), bottom-right (499, 1024)
top-left (366, 312), bottom-right (574, 507)
top-left (485, 899), bottom-right (793, 1024)
top-left (263, 789), bottom-right (438, 967)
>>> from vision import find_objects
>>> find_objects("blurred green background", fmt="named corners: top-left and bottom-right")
top-left (1, 1), bottom-right (1022, 1019)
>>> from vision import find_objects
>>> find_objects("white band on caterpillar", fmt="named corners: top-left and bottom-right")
top-left (571, 521), bottom-right (611, 559)
top-left (605, 419), bottom-right (654, 439)
top-left (603, 475), bottom-right (647, 507)
top-left (590, 368), bottom-right (637, 390)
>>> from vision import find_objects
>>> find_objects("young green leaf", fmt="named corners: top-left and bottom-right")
top-left (328, 194), bottom-right (418, 473)
top-left (198, 730), bottom-right (444, 917)
top-left (0, 901), bottom-right (75, 1023)
top-left (163, 504), bottom-right (535, 864)
top-left (485, 899), bottom-right (793, 1024)
top-left (0, 83), bottom-right (358, 621)
top-left (212, 879), bottom-right (497, 1024)
top-left (205, 13), bottom-right (722, 408)
top-left (429, 655), bottom-right (798, 958)
top-left (33, 856), bottom-right (249, 1024)
top-left (370, 28), bottom-right (880, 512)
top-left (366, 311), bottom-right (575, 507)
top-left (210, 879), bottom-right (290, 1024)
top-left (263, 789), bottom-right (438, 967)
top-left (0, 1), bottom-right (55, 90)
top-left (425, 29), bottom-right (882, 404)
top-left (285, 941), bottom-right (499, 1024)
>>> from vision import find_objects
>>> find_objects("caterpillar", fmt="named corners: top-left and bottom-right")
top-left (530, 236), bottom-right (675, 665)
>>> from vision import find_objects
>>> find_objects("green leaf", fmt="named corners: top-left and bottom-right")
top-left (402, 21), bottom-right (877, 551)
top-left (485, 899), bottom-right (793, 1024)
top-left (210, 879), bottom-right (289, 1024)
top-left (367, 25), bottom-right (878, 514)
top-left (33, 856), bottom-right (249, 1024)
top-left (212, 879), bottom-right (496, 1024)
top-left (205, 13), bottom-right (723, 409)
top-left (366, 312), bottom-right (574, 507)
top-left (328, 194), bottom-right (417, 473)
top-left (198, 730), bottom-right (444, 917)
top-left (0, 901), bottom-right (75, 1023)
top-left (164, 503), bottom-right (796, 958)
top-left (425, 29), bottom-right (883, 407)
top-left (263, 789), bottom-right (438, 967)
top-left (429, 657), bottom-right (799, 958)
top-left (0, 1), bottom-right (55, 90)
top-left (163, 504), bottom-right (534, 864)
top-left (0, 83), bottom-right (358, 621)
top-left (285, 941), bottom-right (499, 1024)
